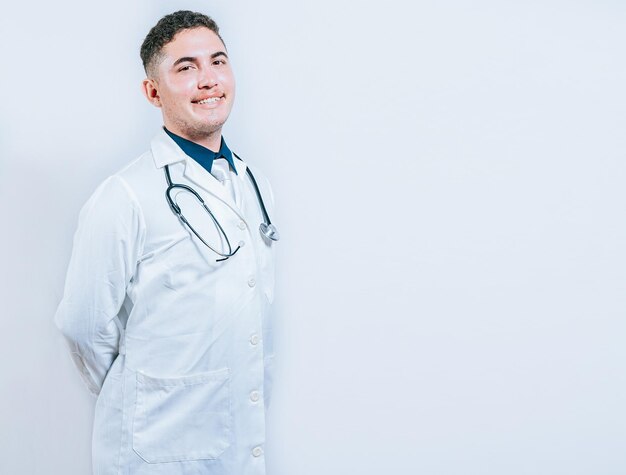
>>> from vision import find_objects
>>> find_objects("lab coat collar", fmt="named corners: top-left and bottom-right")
top-left (151, 127), bottom-right (247, 175)
top-left (163, 127), bottom-right (238, 176)
top-left (151, 127), bottom-right (187, 168)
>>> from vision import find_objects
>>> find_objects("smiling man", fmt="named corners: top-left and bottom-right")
top-left (55, 10), bottom-right (278, 475)
top-left (141, 21), bottom-right (235, 151)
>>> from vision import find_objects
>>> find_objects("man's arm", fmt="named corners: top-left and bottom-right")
top-left (55, 175), bottom-right (144, 396)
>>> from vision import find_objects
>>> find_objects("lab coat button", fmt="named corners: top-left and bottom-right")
top-left (239, 240), bottom-right (245, 247)
top-left (252, 446), bottom-right (263, 457)
top-left (248, 277), bottom-right (256, 287)
top-left (250, 390), bottom-right (260, 402)
top-left (238, 221), bottom-right (247, 230)
top-left (250, 334), bottom-right (260, 346)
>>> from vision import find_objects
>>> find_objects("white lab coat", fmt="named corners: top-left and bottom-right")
top-left (55, 128), bottom-right (276, 475)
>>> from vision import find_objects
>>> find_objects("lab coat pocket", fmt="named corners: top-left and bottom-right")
top-left (132, 367), bottom-right (231, 463)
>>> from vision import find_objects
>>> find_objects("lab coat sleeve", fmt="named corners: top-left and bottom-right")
top-left (55, 175), bottom-right (145, 396)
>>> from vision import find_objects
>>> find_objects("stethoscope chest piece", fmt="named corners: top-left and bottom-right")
top-left (260, 222), bottom-right (280, 242)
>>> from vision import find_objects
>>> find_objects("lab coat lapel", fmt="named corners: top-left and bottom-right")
top-left (235, 162), bottom-right (266, 230)
top-left (184, 162), bottom-right (250, 223)
top-left (151, 129), bottom-right (248, 223)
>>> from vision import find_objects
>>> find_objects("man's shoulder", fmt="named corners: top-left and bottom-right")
top-left (83, 147), bottom-right (158, 214)
top-left (114, 149), bottom-right (157, 183)
top-left (103, 145), bottom-right (166, 201)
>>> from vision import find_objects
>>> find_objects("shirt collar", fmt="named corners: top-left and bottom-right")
top-left (163, 126), bottom-right (238, 175)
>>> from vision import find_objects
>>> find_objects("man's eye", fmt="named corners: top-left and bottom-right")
top-left (213, 59), bottom-right (226, 66)
top-left (178, 65), bottom-right (194, 72)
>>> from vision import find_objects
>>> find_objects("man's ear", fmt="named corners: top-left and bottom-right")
top-left (141, 78), bottom-right (161, 107)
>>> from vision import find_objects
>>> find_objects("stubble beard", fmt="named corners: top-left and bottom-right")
top-left (164, 99), bottom-right (228, 143)
top-left (171, 115), bottom-right (225, 143)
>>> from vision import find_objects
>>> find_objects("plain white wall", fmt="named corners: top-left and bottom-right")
top-left (1, 1), bottom-right (626, 474)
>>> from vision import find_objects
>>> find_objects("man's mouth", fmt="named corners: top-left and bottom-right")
top-left (193, 96), bottom-right (224, 105)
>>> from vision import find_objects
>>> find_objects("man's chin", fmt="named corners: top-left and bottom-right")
top-left (199, 116), bottom-right (230, 131)
top-left (173, 126), bottom-right (223, 145)
top-left (184, 120), bottom-right (226, 137)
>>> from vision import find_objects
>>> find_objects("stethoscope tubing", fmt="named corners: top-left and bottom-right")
top-left (233, 153), bottom-right (273, 227)
top-left (163, 154), bottom-right (277, 261)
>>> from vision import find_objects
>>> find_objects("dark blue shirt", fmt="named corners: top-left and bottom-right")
top-left (164, 127), bottom-right (238, 175)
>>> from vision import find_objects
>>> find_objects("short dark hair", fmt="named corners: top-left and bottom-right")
top-left (140, 10), bottom-right (225, 77)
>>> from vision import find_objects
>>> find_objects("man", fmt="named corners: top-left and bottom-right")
top-left (55, 10), bottom-right (277, 475)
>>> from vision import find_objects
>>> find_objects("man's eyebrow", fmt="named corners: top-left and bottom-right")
top-left (172, 56), bottom-right (197, 67)
top-left (171, 52), bottom-right (228, 68)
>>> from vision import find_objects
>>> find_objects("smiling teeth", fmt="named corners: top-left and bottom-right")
top-left (197, 97), bottom-right (221, 104)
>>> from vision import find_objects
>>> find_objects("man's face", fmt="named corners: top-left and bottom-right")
top-left (143, 27), bottom-right (235, 142)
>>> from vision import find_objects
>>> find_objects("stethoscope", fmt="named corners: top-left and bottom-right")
top-left (164, 152), bottom-right (279, 262)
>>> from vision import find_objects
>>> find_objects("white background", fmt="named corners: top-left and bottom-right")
top-left (1, 1), bottom-right (625, 474)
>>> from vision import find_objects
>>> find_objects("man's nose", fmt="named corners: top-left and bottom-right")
top-left (198, 66), bottom-right (218, 88)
